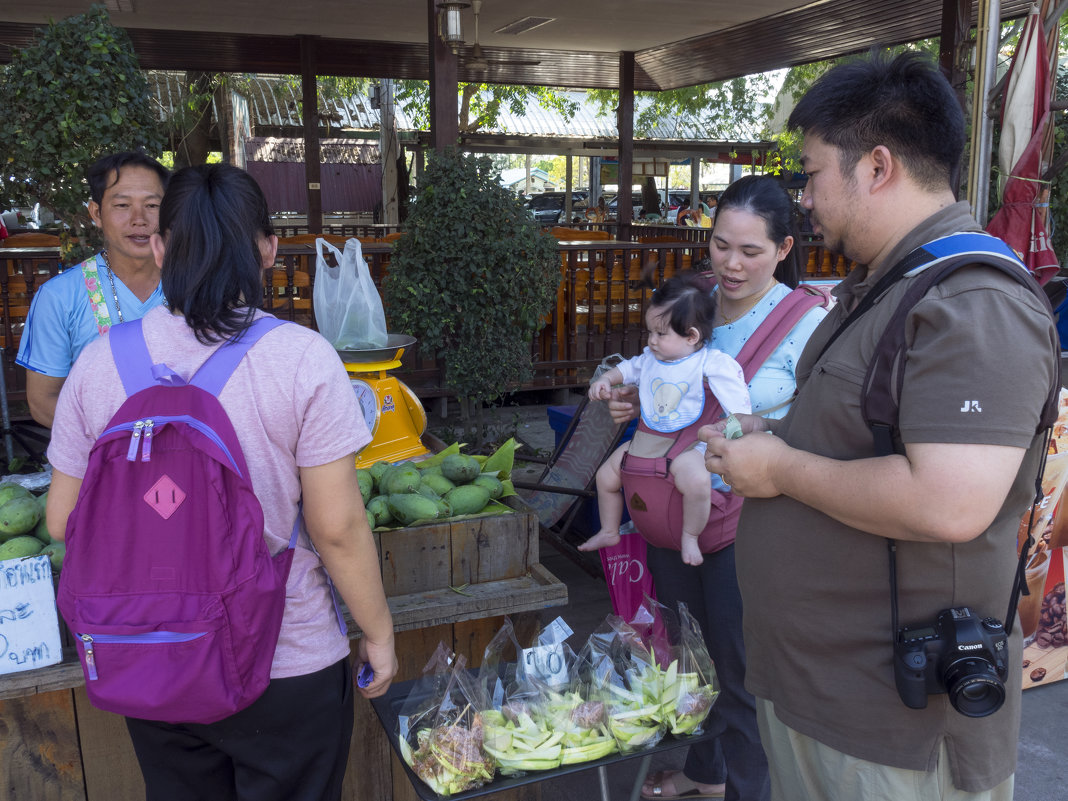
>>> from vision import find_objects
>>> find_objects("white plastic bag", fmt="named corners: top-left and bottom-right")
top-left (313, 237), bottom-right (388, 350)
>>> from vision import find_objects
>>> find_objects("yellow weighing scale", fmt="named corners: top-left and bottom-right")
top-left (339, 334), bottom-right (430, 468)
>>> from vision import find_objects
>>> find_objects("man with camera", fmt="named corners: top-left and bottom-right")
top-left (700, 53), bottom-right (1060, 800)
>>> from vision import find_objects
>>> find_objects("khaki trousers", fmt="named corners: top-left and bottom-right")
top-left (755, 699), bottom-right (1013, 801)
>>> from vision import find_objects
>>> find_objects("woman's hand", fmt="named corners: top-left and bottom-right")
top-left (607, 384), bottom-right (640, 424)
top-left (356, 633), bottom-right (398, 699)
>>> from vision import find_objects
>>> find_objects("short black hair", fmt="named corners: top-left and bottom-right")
top-left (87, 150), bottom-right (169, 204)
top-left (715, 175), bottom-right (802, 288)
top-left (649, 272), bottom-right (718, 344)
top-left (159, 164), bottom-right (274, 344)
top-left (787, 51), bottom-right (963, 190)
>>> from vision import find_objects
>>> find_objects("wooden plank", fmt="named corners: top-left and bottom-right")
top-left (341, 641), bottom-right (392, 801)
top-left (379, 522), bottom-right (452, 596)
top-left (450, 506), bottom-right (538, 586)
top-left (73, 686), bottom-right (144, 801)
top-left (0, 689), bottom-right (86, 801)
top-left (385, 572), bottom-right (567, 631)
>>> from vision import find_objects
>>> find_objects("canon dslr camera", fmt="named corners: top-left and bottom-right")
top-left (894, 607), bottom-right (1009, 717)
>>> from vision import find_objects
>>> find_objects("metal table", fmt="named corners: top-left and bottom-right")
top-left (370, 676), bottom-right (716, 801)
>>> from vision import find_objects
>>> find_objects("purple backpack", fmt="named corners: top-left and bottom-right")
top-left (57, 316), bottom-right (298, 724)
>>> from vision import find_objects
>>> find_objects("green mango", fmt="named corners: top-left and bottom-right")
top-left (387, 494), bottom-right (440, 526)
top-left (445, 484), bottom-right (491, 516)
top-left (33, 515), bottom-right (51, 545)
top-left (0, 483), bottom-right (32, 508)
top-left (369, 460), bottom-right (392, 490)
top-left (421, 473), bottom-right (456, 496)
top-left (416, 484), bottom-right (441, 501)
top-left (366, 496), bottom-right (392, 527)
top-left (365, 508), bottom-right (376, 530)
top-left (0, 535), bottom-right (44, 561)
top-left (384, 464), bottom-right (421, 495)
top-left (0, 496), bottom-right (43, 538)
top-left (40, 542), bottom-right (64, 572)
top-left (356, 469), bottom-right (373, 504)
top-left (419, 464), bottom-right (444, 478)
top-left (472, 474), bottom-right (504, 500)
top-left (434, 497), bottom-right (453, 518)
top-left (441, 453), bottom-right (481, 484)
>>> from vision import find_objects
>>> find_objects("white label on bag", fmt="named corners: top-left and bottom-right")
top-left (539, 616), bottom-right (573, 646)
top-left (521, 643), bottom-right (569, 687)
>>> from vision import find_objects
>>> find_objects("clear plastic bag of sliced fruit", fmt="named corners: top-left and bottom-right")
top-left (541, 644), bottom-right (619, 765)
top-left (397, 643), bottom-right (495, 797)
top-left (660, 602), bottom-right (719, 736)
top-left (586, 616), bottom-right (667, 753)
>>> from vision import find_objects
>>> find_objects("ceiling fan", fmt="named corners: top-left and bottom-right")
top-left (460, 0), bottom-right (541, 73)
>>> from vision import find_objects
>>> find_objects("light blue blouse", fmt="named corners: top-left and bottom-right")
top-left (706, 282), bottom-right (827, 489)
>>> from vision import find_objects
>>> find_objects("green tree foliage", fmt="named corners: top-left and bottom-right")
top-left (0, 5), bottom-right (163, 262)
top-left (383, 150), bottom-right (559, 439)
top-left (395, 81), bottom-right (579, 134)
top-left (587, 76), bottom-right (775, 140)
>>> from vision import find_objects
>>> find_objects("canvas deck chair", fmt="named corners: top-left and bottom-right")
top-left (513, 393), bottom-right (630, 577)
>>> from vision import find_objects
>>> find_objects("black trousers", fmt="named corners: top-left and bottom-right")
top-left (125, 658), bottom-right (354, 801)
top-left (646, 543), bottom-right (770, 801)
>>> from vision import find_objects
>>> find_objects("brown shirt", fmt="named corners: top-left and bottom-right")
top-left (736, 202), bottom-right (1059, 791)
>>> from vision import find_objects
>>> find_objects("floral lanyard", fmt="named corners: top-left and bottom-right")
top-left (80, 252), bottom-right (122, 335)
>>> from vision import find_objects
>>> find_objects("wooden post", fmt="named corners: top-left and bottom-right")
top-left (939, 0), bottom-right (971, 197)
top-left (617, 52), bottom-right (635, 241)
top-left (428, 0), bottom-right (459, 151)
top-left (299, 35), bottom-right (323, 234)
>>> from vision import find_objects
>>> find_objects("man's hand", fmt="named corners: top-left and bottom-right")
top-left (701, 424), bottom-right (787, 498)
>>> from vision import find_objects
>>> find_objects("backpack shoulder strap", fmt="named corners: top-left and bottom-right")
top-left (190, 317), bottom-right (288, 397)
top-left (109, 318), bottom-right (156, 397)
top-left (734, 286), bottom-right (827, 382)
top-left (862, 240), bottom-right (1058, 456)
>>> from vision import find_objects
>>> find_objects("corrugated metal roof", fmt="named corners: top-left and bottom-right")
top-left (149, 72), bottom-right (763, 143)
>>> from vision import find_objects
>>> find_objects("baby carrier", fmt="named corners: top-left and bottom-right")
top-left (620, 286), bottom-right (827, 553)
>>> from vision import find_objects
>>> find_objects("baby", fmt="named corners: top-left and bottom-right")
top-left (578, 272), bottom-right (750, 566)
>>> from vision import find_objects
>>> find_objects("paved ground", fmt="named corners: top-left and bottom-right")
top-left (469, 391), bottom-right (1068, 801)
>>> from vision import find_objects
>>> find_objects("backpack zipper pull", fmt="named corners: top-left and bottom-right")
top-left (141, 420), bottom-right (155, 462)
top-left (126, 421), bottom-right (145, 462)
top-left (79, 634), bottom-right (98, 680)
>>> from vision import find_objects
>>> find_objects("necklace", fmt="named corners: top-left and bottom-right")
top-left (101, 250), bottom-right (124, 324)
top-left (719, 281), bottom-right (777, 325)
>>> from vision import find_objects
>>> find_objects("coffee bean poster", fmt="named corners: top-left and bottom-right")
top-left (1018, 388), bottom-right (1068, 689)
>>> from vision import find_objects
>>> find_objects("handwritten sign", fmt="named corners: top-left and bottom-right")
top-left (0, 555), bottom-right (62, 675)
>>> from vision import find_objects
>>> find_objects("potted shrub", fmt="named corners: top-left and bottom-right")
top-left (384, 149), bottom-right (559, 443)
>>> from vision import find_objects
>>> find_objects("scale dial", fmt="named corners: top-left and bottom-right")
top-left (350, 378), bottom-right (380, 435)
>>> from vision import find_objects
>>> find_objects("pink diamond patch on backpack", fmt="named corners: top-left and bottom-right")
top-left (143, 474), bottom-right (186, 519)
top-left (57, 316), bottom-right (303, 725)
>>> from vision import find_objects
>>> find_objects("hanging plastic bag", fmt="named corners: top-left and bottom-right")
top-left (660, 601), bottom-right (719, 736)
top-left (396, 643), bottom-right (495, 796)
top-left (312, 237), bottom-right (388, 351)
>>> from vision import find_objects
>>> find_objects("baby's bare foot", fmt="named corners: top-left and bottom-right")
top-left (577, 529), bottom-right (621, 551)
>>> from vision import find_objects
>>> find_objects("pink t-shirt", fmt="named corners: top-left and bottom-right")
top-left (48, 306), bottom-right (371, 679)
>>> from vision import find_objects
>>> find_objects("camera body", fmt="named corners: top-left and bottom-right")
top-left (894, 607), bottom-right (1009, 718)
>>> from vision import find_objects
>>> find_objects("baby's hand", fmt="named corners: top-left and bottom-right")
top-left (588, 379), bottom-right (612, 401)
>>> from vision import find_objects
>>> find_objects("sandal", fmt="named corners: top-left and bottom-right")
top-left (640, 769), bottom-right (725, 800)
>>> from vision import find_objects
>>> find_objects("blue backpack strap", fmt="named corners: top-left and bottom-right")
top-left (108, 319), bottom-right (157, 397)
top-left (190, 317), bottom-right (288, 396)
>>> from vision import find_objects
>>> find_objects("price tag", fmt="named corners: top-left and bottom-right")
top-left (521, 643), bottom-right (569, 687)
top-left (0, 555), bottom-right (62, 676)
top-left (538, 616), bottom-right (574, 647)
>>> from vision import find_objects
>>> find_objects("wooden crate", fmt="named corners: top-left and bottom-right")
top-left (376, 496), bottom-right (539, 596)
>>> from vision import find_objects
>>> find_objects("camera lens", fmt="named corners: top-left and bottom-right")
top-left (943, 658), bottom-right (1006, 717)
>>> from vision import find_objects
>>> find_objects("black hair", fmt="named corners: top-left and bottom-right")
top-left (87, 150), bottom-right (169, 204)
top-left (714, 175), bottom-right (802, 288)
top-left (649, 272), bottom-right (718, 344)
top-left (787, 51), bottom-right (963, 190)
top-left (159, 164), bottom-right (274, 344)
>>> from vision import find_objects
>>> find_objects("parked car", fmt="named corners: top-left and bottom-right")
top-left (525, 191), bottom-right (589, 225)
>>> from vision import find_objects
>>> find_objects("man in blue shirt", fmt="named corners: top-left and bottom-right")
top-left (16, 152), bottom-right (169, 427)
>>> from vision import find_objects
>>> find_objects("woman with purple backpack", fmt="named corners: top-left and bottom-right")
top-left (47, 163), bottom-right (397, 801)
top-left (610, 176), bottom-right (828, 801)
